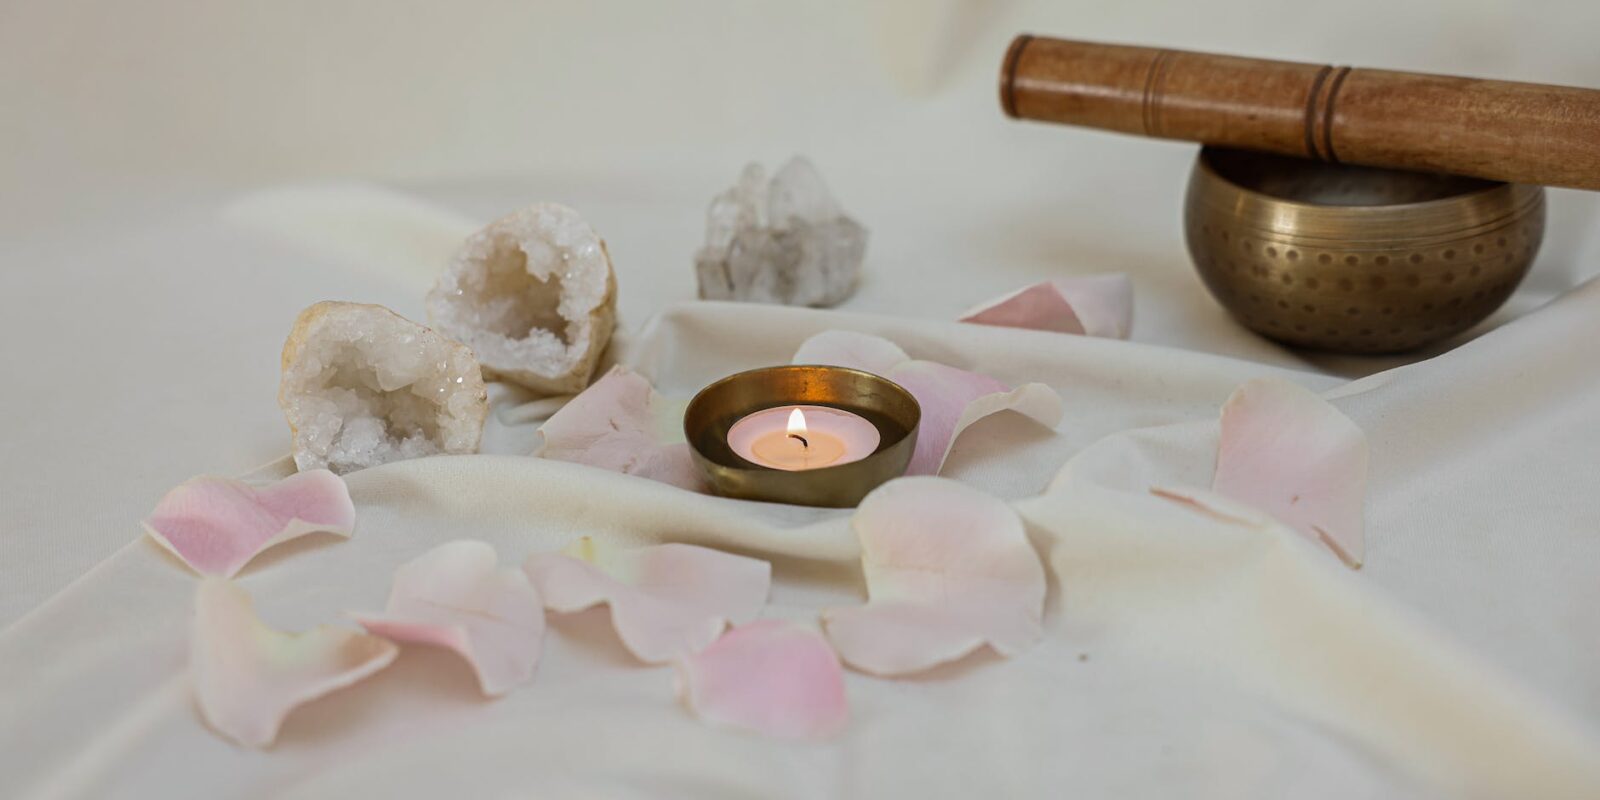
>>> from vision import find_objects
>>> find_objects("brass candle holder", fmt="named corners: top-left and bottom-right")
top-left (684, 365), bottom-right (920, 508)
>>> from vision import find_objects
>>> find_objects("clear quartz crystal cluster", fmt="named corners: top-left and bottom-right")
top-left (695, 157), bottom-right (866, 307)
top-left (427, 203), bottom-right (617, 395)
top-left (279, 302), bottom-right (488, 474)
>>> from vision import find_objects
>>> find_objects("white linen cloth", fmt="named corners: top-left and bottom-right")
top-left (4, 196), bottom-right (1600, 795)
top-left (6, 1), bottom-right (1600, 796)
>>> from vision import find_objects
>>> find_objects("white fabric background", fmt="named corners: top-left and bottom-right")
top-left (3, 1), bottom-right (1599, 797)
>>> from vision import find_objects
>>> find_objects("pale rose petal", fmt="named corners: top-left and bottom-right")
top-left (192, 578), bottom-right (396, 748)
top-left (1057, 274), bottom-right (1134, 339)
top-left (536, 366), bottom-right (704, 491)
top-left (675, 620), bottom-right (847, 740)
top-left (1149, 486), bottom-right (1276, 528)
top-left (353, 541), bottom-right (544, 696)
top-left (959, 274), bottom-right (1133, 339)
top-left (822, 477), bottom-right (1046, 675)
top-left (790, 329), bottom-right (910, 376)
top-left (886, 361), bottom-right (1062, 476)
top-left (524, 537), bottom-right (770, 663)
top-left (144, 470), bottom-right (355, 577)
top-left (1213, 378), bottom-right (1368, 569)
top-left (792, 332), bottom-right (1062, 475)
top-left (960, 281), bottom-right (1085, 335)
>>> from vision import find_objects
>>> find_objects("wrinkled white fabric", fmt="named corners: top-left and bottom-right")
top-left (4, 261), bottom-right (1600, 796)
top-left (7, 2), bottom-right (1600, 794)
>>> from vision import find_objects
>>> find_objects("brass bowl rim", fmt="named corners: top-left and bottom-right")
top-left (1203, 147), bottom-right (1523, 214)
top-left (684, 364), bottom-right (921, 475)
top-left (1193, 147), bottom-right (1543, 242)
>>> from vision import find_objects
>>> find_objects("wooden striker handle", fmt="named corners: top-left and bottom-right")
top-left (1001, 35), bottom-right (1600, 191)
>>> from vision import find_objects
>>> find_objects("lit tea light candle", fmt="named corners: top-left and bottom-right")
top-left (685, 365), bottom-right (920, 506)
top-left (727, 405), bottom-right (881, 471)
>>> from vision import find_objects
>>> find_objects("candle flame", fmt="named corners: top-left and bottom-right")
top-left (787, 408), bottom-right (808, 437)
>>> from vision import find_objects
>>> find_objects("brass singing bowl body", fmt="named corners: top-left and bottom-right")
top-left (1184, 147), bottom-right (1544, 353)
top-left (683, 365), bottom-right (920, 508)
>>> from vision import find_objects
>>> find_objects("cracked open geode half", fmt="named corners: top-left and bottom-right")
top-left (426, 203), bottom-right (618, 395)
top-left (279, 301), bottom-right (488, 475)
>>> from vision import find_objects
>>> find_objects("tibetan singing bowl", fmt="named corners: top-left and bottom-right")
top-left (1185, 147), bottom-right (1545, 353)
top-left (684, 365), bottom-right (920, 508)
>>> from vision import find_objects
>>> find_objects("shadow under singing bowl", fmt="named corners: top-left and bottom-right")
top-left (1184, 146), bottom-right (1544, 353)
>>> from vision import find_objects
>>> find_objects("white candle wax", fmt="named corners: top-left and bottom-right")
top-left (727, 405), bottom-right (881, 471)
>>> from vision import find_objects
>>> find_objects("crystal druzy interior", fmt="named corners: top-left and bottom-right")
top-left (279, 302), bottom-right (487, 474)
top-left (427, 203), bottom-right (616, 395)
top-left (467, 236), bottom-right (572, 344)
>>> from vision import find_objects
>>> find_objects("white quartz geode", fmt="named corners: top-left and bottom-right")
top-left (426, 203), bottom-right (617, 395)
top-left (279, 302), bottom-right (488, 475)
top-left (695, 157), bottom-right (866, 308)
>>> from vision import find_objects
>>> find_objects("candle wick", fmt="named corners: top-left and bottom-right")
top-left (788, 433), bottom-right (809, 448)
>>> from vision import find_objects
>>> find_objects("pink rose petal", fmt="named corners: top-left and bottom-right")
top-left (353, 541), bottom-right (545, 696)
top-left (791, 329), bottom-right (910, 375)
top-left (537, 366), bottom-right (704, 491)
top-left (1149, 486), bottom-right (1275, 528)
top-left (144, 470), bottom-right (355, 577)
top-left (822, 477), bottom-right (1046, 675)
top-left (959, 274), bottom-right (1133, 339)
top-left (675, 620), bottom-right (848, 740)
top-left (792, 331), bottom-right (1062, 475)
top-left (525, 537), bottom-right (770, 663)
top-left (887, 360), bottom-right (1062, 476)
top-left (191, 578), bottom-right (397, 748)
top-left (1213, 378), bottom-right (1368, 569)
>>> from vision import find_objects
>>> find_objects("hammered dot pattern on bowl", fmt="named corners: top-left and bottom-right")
top-left (1184, 148), bottom-right (1544, 354)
